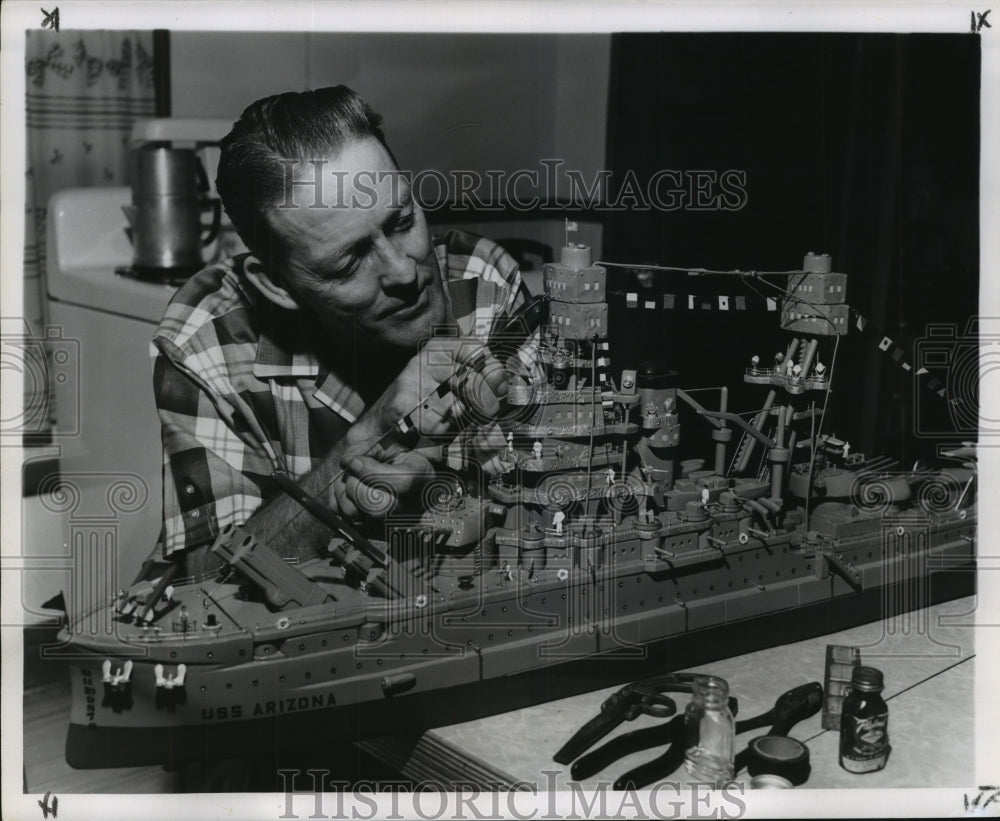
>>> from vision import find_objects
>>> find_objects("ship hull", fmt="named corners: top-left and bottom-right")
top-left (62, 520), bottom-right (975, 769)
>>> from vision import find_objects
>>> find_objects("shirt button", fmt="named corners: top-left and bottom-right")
top-left (191, 510), bottom-right (200, 519)
top-left (184, 484), bottom-right (196, 495)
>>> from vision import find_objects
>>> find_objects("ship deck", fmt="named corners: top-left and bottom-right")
top-left (25, 588), bottom-right (977, 793)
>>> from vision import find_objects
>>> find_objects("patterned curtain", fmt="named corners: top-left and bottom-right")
top-left (23, 30), bottom-right (156, 435)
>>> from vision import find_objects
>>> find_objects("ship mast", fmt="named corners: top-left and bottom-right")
top-left (737, 252), bottom-right (848, 527)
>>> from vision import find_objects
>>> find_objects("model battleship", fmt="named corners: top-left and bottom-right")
top-left (57, 243), bottom-right (977, 769)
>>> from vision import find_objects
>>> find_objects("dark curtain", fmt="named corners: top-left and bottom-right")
top-left (602, 33), bottom-right (979, 464)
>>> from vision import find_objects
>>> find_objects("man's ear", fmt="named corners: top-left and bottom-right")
top-left (243, 255), bottom-right (300, 310)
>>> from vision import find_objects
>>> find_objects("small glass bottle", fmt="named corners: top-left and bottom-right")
top-left (839, 666), bottom-right (891, 773)
top-left (684, 675), bottom-right (736, 786)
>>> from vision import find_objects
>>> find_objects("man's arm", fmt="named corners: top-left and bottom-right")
top-left (238, 419), bottom-right (432, 564)
top-left (158, 337), bottom-right (507, 575)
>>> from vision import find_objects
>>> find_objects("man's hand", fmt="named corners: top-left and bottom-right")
top-left (335, 440), bottom-right (435, 519)
top-left (354, 337), bottom-right (509, 441)
top-left (326, 338), bottom-right (508, 521)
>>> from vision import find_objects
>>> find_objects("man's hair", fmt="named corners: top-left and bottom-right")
top-left (216, 85), bottom-right (390, 259)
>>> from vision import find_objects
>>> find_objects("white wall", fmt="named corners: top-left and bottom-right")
top-left (170, 32), bottom-right (610, 261)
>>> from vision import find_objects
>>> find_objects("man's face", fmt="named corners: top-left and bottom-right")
top-left (265, 138), bottom-right (448, 351)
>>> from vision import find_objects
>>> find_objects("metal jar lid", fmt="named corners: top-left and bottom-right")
top-left (750, 774), bottom-right (794, 789)
top-left (851, 666), bottom-right (885, 692)
top-left (749, 734), bottom-right (809, 763)
top-left (746, 735), bottom-right (811, 785)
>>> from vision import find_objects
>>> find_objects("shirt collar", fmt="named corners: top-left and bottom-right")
top-left (251, 304), bottom-right (322, 378)
top-left (253, 311), bottom-right (367, 423)
top-left (245, 266), bottom-right (365, 422)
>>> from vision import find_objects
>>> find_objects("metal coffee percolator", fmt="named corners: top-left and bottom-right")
top-left (123, 144), bottom-right (221, 280)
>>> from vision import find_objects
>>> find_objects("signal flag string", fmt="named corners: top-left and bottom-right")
top-left (606, 289), bottom-right (948, 400)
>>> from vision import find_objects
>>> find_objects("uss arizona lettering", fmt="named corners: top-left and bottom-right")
top-left (253, 694), bottom-right (337, 716)
top-left (201, 693), bottom-right (337, 720)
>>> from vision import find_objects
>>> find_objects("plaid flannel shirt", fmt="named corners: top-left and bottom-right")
top-left (153, 230), bottom-right (528, 556)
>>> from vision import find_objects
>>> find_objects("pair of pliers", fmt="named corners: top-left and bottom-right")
top-left (553, 672), bottom-right (732, 767)
top-left (569, 681), bottom-right (823, 789)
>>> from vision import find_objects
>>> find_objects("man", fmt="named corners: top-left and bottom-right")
top-left (152, 86), bottom-right (531, 574)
